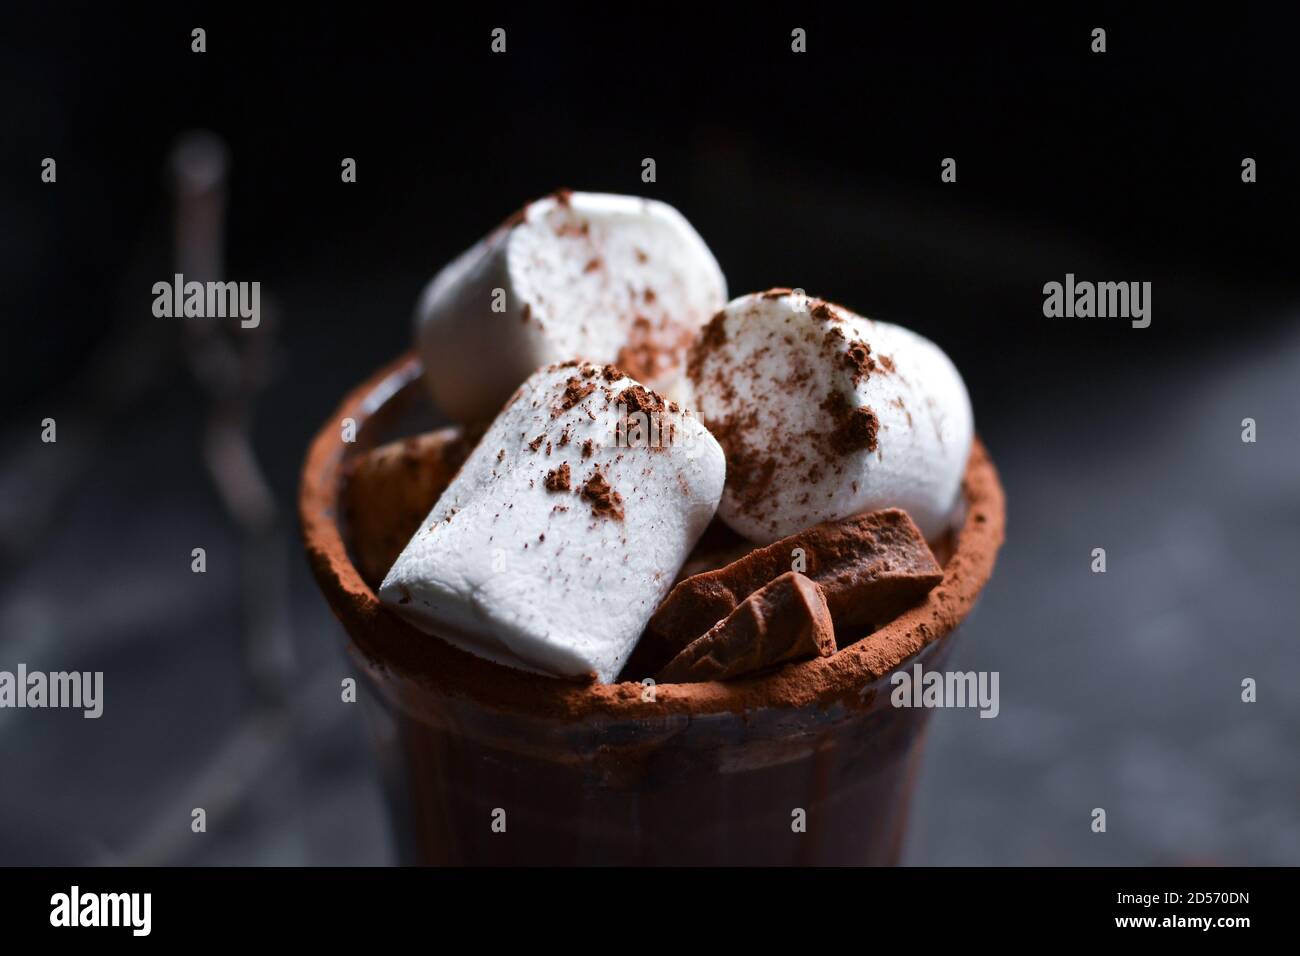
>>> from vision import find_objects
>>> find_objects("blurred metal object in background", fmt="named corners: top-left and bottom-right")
top-left (170, 130), bottom-right (295, 704)
top-left (121, 134), bottom-right (317, 866)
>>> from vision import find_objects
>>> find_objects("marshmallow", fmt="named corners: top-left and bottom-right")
top-left (378, 361), bottom-right (726, 683)
top-left (686, 291), bottom-right (973, 543)
top-left (416, 191), bottom-right (727, 424)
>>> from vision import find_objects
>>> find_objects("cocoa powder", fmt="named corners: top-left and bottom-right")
top-left (544, 463), bottom-right (571, 492)
top-left (821, 392), bottom-right (879, 455)
top-left (686, 310), bottom-right (728, 383)
top-left (614, 317), bottom-right (660, 383)
top-left (580, 469), bottom-right (624, 520)
top-left (810, 301), bottom-right (837, 322)
top-left (843, 340), bottom-right (876, 383)
top-left (556, 377), bottom-right (596, 415)
top-left (617, 384), bottom-right (664, 416)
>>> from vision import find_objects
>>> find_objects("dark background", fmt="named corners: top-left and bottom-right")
top-left (1, 6), bottom-right (1297, 864)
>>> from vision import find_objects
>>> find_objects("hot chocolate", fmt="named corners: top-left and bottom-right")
top-left (299, 192), bottom-right (1005, 864)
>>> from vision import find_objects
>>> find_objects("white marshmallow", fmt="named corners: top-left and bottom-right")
top-left (416, 191), bottom-right (727, 424)
top-left (686, 291), bottom-right (972, 543)
top-left (379, 362), bottom-right (726, 683)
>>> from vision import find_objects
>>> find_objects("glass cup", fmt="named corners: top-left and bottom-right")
top-left (300, 354), bottom-right (1005, 865)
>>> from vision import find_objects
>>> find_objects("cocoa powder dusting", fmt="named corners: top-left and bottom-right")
top-left (556, 377), bottom-right (596, 414)
top-left (544, 463), bottom-right (571, 492)
top-left (706, 411), bottom-right (778, 519)
top-left (819, 392), bottom-right (879, 455)
top-left (615, 316), bottom-right (660, 382)
top-left (843, 340), bottom-right (877, 383)
top-left (836, 407), bottom-right (879, 454)
top-left (687, 310), bottom-right (728, 383)
top-left (617, 384), bottom-right (665, 416)
top-left (580, 469), bottom-right (624, 520)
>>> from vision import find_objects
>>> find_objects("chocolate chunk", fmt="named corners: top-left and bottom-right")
top-left (657, 572), bottom-right (834, 682)
top-left (642, 509), bottom-right (942, 673)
